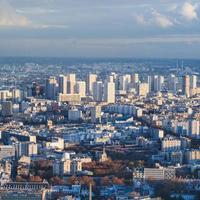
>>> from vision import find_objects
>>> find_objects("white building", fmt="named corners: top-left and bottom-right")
top-left (93, 81), bottom-right (103, 102)
top-left (58, 75), bottom-right (67, 94)
top-left (75, 81), bottom-right (86, 98)
top-left (46, 137), bottom-right (64, 150)
top-left (67, 74), bottom-right (76, 94)
top-left (104, 81), bottom-right (115, 103)
top-left (161, 136), bottom-right (181, 152)
top-left (87, 74), bottom-right (97, 95)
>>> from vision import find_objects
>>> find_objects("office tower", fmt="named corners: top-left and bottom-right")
top-left (91, 106), bottom-right (101, 123)
top-left (153, 75), bottom-right (164, 92)
top-left (107, 75), bottom-right (114, 83)
top-left (46, 76), bottom-right (58, 100)
top-left (168, 74), bottom-right (177, 94)
top-left (87, 74), bottom-right (97, 96)
top-left (109, 72), bottom-right (117, 83)
top-left (104, 80), bottom-right (115, 103)
top-left (11, 88), bottom-right (21, 102)
top-left (67, 74), bottom-right (76, 94)
top-left (190, 75), bottom-right (197, 89)
top-left (182, 75), bottom-right (190, 97)
top-left (131, 73), bottom-right (139, 84)
top-left (119, 75), bottom-right (131, 91)
top-left (31, 82), bottom-right (41, 97)
top-left (2, 101), bottom-right (13, 117)
top-left (15, 142), bottom-right (38, 158)
top-left (138, 83), bottom-right (149, 97)
top-left (75, 81), bottom-right (86, 98)
top-left (147, 76), bottom-right (152, 92)
top-left (58, 75), bottom-right (67, 94)
top-left (93, 81), bottom-right (103, 102)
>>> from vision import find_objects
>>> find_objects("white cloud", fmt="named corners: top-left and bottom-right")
top-left (0, 1), bottom-right (30, 27)
top-left (135, 15), bottom-right (146, 25)
top-left (152, 11), bottom-right (174, 28)
top-left (168, 4), bottom-right (178, 12)
top-left (0, 1), bottom-right (67, 29)
top-left (181, 2), bottom-right (198, 21)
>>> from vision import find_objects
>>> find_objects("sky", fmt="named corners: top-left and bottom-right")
top-left (0, 0), bottom-right (200, 58)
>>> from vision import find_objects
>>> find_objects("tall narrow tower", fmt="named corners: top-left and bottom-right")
top-left (182, 75), bottom-right (190, 98)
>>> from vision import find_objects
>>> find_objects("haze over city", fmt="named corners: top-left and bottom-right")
top-left (0, 0), bottom-right (200, 58)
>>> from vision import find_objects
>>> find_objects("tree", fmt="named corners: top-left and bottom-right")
top-left (67, 176), bottom-right (78, 185)
top-left (112, 177), bottom-right (124, 185)
top-left (16, 175), bottom-right (26, 182)
top-left (29, 175), bottom-right (42, 182)
top-left (101, 176), bottom-right (110, 186)
top-left (50, 176), bottom-right (64, 185)
top-left (79, 176), bottom-right (95, 187)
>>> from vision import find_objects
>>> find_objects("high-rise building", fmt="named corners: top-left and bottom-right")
top-left (75, 81), bottom-right (86, 98)
top-left (138, 83), bottom-right (149, 97)
top-left (67, 74), bottom-right (76, 94)
top-left (87, 74), bottom-right (97, 96)
top-left (161, 136), bottom-right (181, 152)
top-left (152, 75), bottom-right (164, 92)
top-left (58, 75), bottom-right (67, 94)
top-left (46, 76), bottom-right (58, 100)
top-left (103, 80), bottom-right (115, 103)
top-left (15, 142), bottom-right (38, 158)
top-left (168, 74), bottom-right (177, 94)
top-left (91, 106), bottom-right (101, 123)
top-left (131, 73), bottom-right (139, 84)
top-left (188, 119), bottom-right (200, 138)
top-left (190, 75), bottom-right (197, 89)
top-left (147, 76), bottom-right (152, 92)
top-left (2, 101), bottom-right (13, 117)
top-left (182, 75), bottom-right (190, 97)
top-left (93, 81), bottom-right (103, 102)
top-left (119, 75), bottom-right (131, 92)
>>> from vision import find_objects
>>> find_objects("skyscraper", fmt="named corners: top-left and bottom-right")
top-left (46, 76), bottom-right (58, 100)
top-left (75, 81), bottom-right (86, 98)
top-left (119, 75), bottom-right (131, 92)
top-left (104, 80), bottom-right (115, 103)
top-left (93, 81), bottom-right (103, 102)
top-left (87, 74), bottom-right (97, 96)
top-left (138, 83), bottom-right (149, 97)
top-left (131, 73), bottom-right (139, 84)
top-left (67, 74), bottom-right (76, 94)
top-left (91, 106), bottom-right (101, 123)
top-left (168, 74), bottom-right (177, 94)
top-left (58, 75), bottom-right (67, 94)
top-left (190, 75), bottom-right (197, 90)
top-left (153, 75), bottom-right (164, 92)
top-left (182, 75), bottom-right (190, 97)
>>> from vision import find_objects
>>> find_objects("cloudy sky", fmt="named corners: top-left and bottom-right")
top-left (0, 0), bottom-right (200, 58)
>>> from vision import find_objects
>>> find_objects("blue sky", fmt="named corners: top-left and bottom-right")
top-left (0, 0), bottom-right (200, 58)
